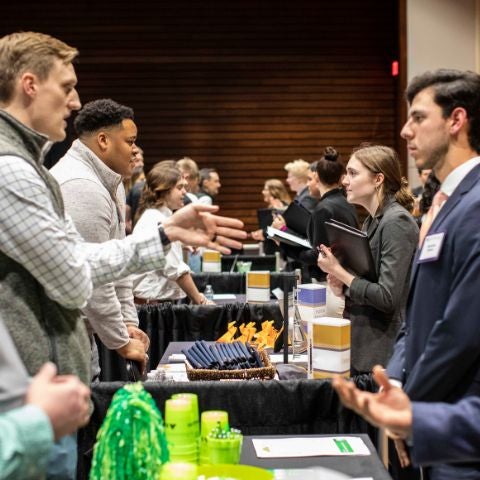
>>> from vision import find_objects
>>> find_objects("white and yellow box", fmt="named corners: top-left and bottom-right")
top-left (202, 250), bottom-right (221, 273)
top-left (308, 316), bottom-right (350, 379)
top-left (297, 284), bottom-right (327, 323)
top-left (246, 270), bottom-right (270, 303)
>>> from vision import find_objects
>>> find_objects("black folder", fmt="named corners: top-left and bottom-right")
top-left (324, 219), bottom-right (377, 281)
top-left (257, 208), bottom-right (275, 230)
top-left (282, 201), bottom-right (311, 237)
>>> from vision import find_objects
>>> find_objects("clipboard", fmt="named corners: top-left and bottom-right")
top-left (266, 226), bottom-right (312, 249)
top-left (324, 220), bottom-right (377, 281)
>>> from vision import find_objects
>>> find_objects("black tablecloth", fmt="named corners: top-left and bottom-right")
top-left (77, 375), bottom-right (377, 479)
top-left (241, 434), bottom-right (391, 479)
top-left (192, 271), bottom-right (297, 294)
top-left (98, 302), bottom-right (284, 381)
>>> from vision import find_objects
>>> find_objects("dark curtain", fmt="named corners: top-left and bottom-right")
top-left (221, 255), bottom-right (277, 272)
top-left (192, 272), bottom-right (297, 294)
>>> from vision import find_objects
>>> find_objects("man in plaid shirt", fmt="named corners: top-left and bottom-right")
top-left (0, 31), bottom-right (245, 479)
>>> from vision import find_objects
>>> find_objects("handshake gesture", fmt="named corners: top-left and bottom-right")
top-left (162, 203), bottom-right (247, 254)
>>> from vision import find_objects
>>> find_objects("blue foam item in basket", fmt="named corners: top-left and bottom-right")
top-left (298, 284), bottom-right (327, 305)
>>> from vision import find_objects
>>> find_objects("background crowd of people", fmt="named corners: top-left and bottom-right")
top-left (1, 30), bottom-right (480, 480)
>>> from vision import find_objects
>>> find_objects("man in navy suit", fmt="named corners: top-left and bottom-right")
top-left (333, 367), bottom-right (480, 467)
top-left (385, 69), bottom-right (480, 479)
top-left (334, 69), bottom-right (480, 479)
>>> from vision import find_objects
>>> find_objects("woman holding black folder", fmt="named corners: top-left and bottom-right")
top-left (274, 147), bottom-right (358, 286)
top-left (317, 145), bottom-right (418, 375)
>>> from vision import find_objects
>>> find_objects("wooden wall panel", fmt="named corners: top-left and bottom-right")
top-left (1, 1), bottom-right (399, 232)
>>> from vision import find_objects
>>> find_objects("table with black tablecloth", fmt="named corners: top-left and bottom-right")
top-left (241, 434), bottom-right (391, 479)
top-left (97, 271), bottom-right (297, 381)
top-left (98, 300), bottom-right (285, 381)
top-left (77, 376), bottom-right (379, 480)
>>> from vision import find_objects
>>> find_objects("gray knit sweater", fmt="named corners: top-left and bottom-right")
top-left (51, 140), bottom-right (138, 350)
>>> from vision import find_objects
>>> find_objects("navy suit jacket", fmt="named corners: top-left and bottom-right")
top-left (388, 163), bottom-right (480, 402)
top-left (412, 396), bottom-right (480, 465)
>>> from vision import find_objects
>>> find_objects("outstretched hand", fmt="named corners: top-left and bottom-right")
top-left (332, 365), bottom-right (413, 439)
top-left (163, 204), bottom-right (247, 254)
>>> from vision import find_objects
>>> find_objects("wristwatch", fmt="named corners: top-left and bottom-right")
top-left (158, 224), bottom-right (172, 247)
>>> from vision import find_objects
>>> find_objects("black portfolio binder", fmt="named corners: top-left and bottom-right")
top-left (324, 219), bottom-right (377, 281)
top-left (282, 201), bottom-right (311, 237)
top-left (257, 208), bottom-right (275, 230)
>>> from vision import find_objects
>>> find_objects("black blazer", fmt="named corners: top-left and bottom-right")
top-left (282, 188), bottom-right (358, 281)
top-left (295, 186), bottom-right (318, 212)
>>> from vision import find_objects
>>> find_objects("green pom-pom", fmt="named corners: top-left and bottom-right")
top-left (90, 383), bottom-right (169, 480)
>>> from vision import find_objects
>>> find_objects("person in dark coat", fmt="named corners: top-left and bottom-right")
top-left (277, 147), bottom-right (358, 283)
top-left (284, 158), bottom-right (318, 211)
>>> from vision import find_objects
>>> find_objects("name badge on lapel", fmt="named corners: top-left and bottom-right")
top-left (418, 232), bottom-right (445, 263)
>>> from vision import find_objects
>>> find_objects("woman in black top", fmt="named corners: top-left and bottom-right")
top-left (275, 147), bottom-right (358, 282)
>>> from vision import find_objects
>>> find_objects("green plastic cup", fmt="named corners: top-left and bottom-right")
top-left (201, 410), bottom-right (229, 439)
top-left (200, 410), bottom-right (229, 464)
top-left (168, 452), bottom-right (198, 464)
top-left (171, 393), bottom-right (200, 437)
top-left (237, 261), bottom-right (252, 273)
top-left (206, 435), bottom-right (243, 465)
top-left (164, 398), bottom-right (197, 442)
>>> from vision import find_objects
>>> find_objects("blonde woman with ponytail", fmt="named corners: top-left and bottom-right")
top-left (317, 145), bottom-right (418, 375)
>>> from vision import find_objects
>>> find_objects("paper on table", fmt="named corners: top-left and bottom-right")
top-left (168, 353), bottom-right (186, 363)
top-left (213, 293), bottom-right (237, 300)
top-left (162, 363), bottom-right (189, 381)
top-left (269, 353), bottom-right (308, 364)
top-left (271, 287), bottom-right (284, 300)
top-left (272, 467), bottom-right (350, 480)
top-left (253, 436), bottom-right (370, 458)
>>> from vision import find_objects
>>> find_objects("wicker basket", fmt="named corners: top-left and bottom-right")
top-left (185, 348), bottom-right (276, 381)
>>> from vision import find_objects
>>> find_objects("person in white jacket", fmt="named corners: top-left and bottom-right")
top-left (133, 164), bottom-right (213, 305)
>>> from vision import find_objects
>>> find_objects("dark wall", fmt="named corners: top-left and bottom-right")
top-left (2, 0), bottom-right (399, 231)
